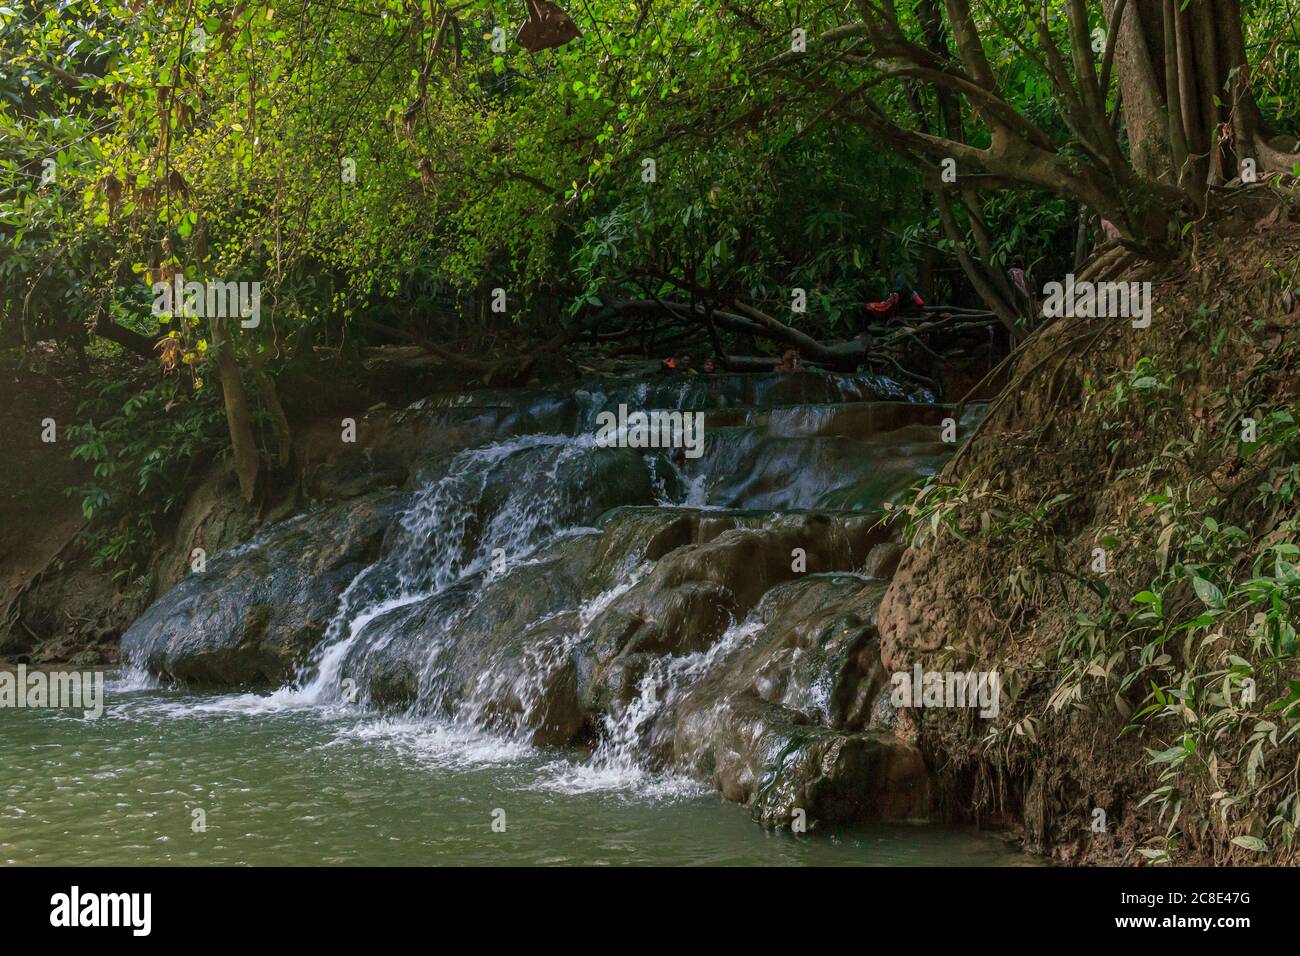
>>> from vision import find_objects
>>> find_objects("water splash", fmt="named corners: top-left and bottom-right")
top-left (531, 617), bottom-right (764, 796)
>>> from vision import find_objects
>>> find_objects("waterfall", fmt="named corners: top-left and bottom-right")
top-left (295, 432), bottom-right (615, 704)
top-left (120, 373), bottom-right (965, 806)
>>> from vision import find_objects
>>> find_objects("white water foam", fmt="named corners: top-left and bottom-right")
top-left (531, 616), bottom-right (763, 797)
top-left (331, 715), bottom-right (535, 770)
top-left (106, 666), bottom-right (160, 694)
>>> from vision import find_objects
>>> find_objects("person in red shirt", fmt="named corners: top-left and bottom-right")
top-left (861, 276), bottom-right (925, 328)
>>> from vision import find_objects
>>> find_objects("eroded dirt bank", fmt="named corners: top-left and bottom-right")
top-left (879, 201), bottom-right (1300, 865)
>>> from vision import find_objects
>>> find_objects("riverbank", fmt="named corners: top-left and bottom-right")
top-left (880, 214), bottom-right (1300, 865)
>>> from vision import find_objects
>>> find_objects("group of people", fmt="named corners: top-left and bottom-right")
top-left (656, 274), bottom-right (940, 376)
top-left (659, 354), bottom-right (716, 375)
top-left (859, 279), bottom-right (927, 327)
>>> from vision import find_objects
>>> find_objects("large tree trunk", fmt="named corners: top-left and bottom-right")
top-left (1102, 0), bottom-right (1174, 180)
top-left (1106, 0), bottom-right (1299, 191)
top-left (209, 317), bottom-right (261, 503)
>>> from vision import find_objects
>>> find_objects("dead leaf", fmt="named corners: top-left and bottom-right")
top-left (1254, 206), bottom-right (1281, 232)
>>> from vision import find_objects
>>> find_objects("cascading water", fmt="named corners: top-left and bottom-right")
top-left (3, 374), bottom-right (1049, 864)
top-left (295, 432), bottom-right (641, 708)
top-left (562, 617), bottom-right (766, 793)
top-left (117, 374), bottom-right (984, 817)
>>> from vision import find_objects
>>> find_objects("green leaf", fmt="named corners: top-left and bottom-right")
top-left (1191, 576), bottom-right (1223, 607)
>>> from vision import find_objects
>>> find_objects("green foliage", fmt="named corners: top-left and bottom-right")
top-left (5, 0), bottom-right (1297, 359)
top-left (1043, 356), bottom-right (1300, 862)
top-left (66, 376), bottom-right (226, 580)
top-left (1, 0), bottom-right (1090, 357)
top-left (890, 341), bottom-right (1300, 862)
